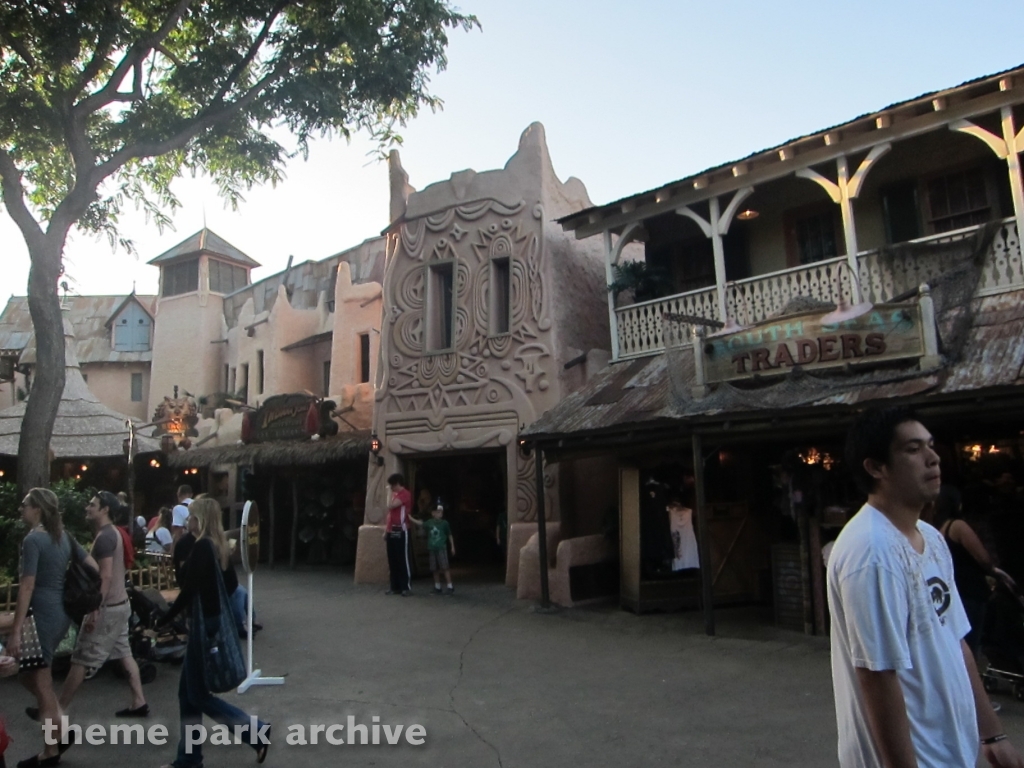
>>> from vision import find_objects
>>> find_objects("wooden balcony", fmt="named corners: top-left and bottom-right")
top-left (614, 217), bottom-right (1023, 359)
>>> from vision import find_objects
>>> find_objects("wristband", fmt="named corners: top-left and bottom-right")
top-left (982, 734), bottom-right (1007, 745)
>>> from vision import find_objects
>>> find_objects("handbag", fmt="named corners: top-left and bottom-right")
top-left (63, 532), bottom-right (102, 625)
top-left (192, 563), bottom-right (246, 693)
top-left (17, 609), bottom-right (46, 672)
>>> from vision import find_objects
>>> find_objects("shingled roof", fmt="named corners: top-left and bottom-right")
top-left (146, 227), bottom-right (260, 268)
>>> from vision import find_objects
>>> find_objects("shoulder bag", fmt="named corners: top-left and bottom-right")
top-left (63, 532), bottom-right (102, 625)
top-left (192, 556), bottom-right (246, 693)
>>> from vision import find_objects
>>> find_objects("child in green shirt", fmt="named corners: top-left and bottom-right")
top-left (412, 506), bottom-right (456, 594)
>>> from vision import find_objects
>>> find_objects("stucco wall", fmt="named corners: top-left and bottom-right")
top-left (148, 257), bottom-right (226, 413)
top-left (80, 362), bottom-right (150, 420)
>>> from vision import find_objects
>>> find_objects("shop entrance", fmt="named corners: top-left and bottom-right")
top-left (407, 450), bottom-right (507, 580)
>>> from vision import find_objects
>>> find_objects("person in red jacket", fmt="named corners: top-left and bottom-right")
top-left (383, 474), bottom-right (413, 596)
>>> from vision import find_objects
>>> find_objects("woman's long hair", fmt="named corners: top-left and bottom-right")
top-left (158, 506), bottom-right (173, 529)
top-left (189, 497), bottom-right (229, 570)
top-left (26, 487), bottom-right (63, 544)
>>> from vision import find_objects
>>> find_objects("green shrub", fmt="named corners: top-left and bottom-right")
top-left (0, 480), bottom-right (96, 584)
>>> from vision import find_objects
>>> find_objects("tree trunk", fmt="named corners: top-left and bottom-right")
top-left (17, 238), bottom-right (66, 494)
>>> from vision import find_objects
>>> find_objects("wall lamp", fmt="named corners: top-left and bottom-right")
top-left (370, 434), bottom-right (384, 466)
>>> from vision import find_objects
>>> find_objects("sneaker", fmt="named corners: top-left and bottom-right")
top-left (385, 589), bottom-right (397, 595)
top-left (401, 589), bottom-right (411, 597)
top-left (446, 585), bottom-right (454, 595)
top-left (433, 586), bottom-right (442, 595)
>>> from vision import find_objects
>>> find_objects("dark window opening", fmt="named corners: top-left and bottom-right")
top-left (130, 372), bottom-right (143, 402)
top-left (323, 360), bottom-right (331, 396)
top-left (794, 211), bottom-right (838, 265)
top-left (240, 363), bottom-right (249, 403)
top-left (162, 259), bottom-right (199, 297)
top-left (359, 334), bottom-right (371, 383)
top-left (426, 262), bottom-right (454, 351)
top-left (256, 350), bottom-right (264, 395)
top-left (490, 258), bottom-right (511, 334)
top-left (209, 260), bottom-right (248, 294)
top-left (882, 181), bottom-right (922, 244)
top-left (926, 168), bottom-right (990, 233)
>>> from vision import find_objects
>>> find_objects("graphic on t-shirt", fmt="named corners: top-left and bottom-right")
top-left (927, 576), bottom-right (951, 620)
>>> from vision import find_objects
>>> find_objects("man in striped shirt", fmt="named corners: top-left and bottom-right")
top-left (383, 473), bottom-right (414, 596)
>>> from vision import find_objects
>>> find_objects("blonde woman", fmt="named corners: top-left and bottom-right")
top-left (159, 498), bottom-right (270, 768)
top-left (8, 488), bottom-right (96, 768)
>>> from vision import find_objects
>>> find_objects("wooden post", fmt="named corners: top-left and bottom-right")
top-left (289, 477), bottom-right (299, 570)
top-left (691, 433), bottom-right (715, 636)
top-left (708, 197), bottom-right (729, 325)
top-left (535, 446), bottom-right (550, 608)
top-left (603, 230), bottom-right (621, 361)
top-left (1001, 106), bottom-right (1024, 240)
top-left (268, 475), bottom-right (276, 568)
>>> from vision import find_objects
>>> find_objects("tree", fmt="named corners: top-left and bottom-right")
top-left (0, 0), bottom-right (476, 492)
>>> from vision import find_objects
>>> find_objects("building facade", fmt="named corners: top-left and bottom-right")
top-left (354, 123), bottom-right (616, 587)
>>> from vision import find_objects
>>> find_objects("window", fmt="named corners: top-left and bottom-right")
top-left (224, 365), bottom-right (230, 392)
top-left (240, 363), bottom-right (249, 403)
top-left (323, 360), bottom-right (331, 396)
top-left (209, 259), bottom-right (248, 294)
top-left (162, 259), bottom-right (199, 296)
top-left (256, 350), bottom-right (264, 395)
top-left (882, 181), bottom-right (922, 244)
top-left (130, 372), bottom-right (143, 402)
top-left (794, 211), bottom-right (838, 265)
top-left (230, 367), bottom-right (236, 394)
top-left (426, 262), bottom-right (454, 351)
top-left (490, 258), bottom-right (511, 335)
top-left (359, 334), bottom-right (371, 383)
top-left (926, 168), bottom-right (990, 233)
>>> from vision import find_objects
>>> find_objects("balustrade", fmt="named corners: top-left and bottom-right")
top-left (613, 218), bottom-right (1022, 359)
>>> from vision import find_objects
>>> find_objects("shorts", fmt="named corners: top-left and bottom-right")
top-left (71, 601), bottom-right (131, 673)
top-left (428, 548), bottom-right (449, 571)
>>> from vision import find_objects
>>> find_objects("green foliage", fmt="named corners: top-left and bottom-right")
top-left (607, 261), bottom-right (673, 303)
top-left (0, 479), bottom-right (95, 584)
top-left (0, 0), bottom-right (478, 252)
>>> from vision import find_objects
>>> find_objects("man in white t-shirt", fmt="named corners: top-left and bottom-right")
top-left (170, 484), bottom-right (193, 544)
top-left (829, 407), bottom-right (1022, 768)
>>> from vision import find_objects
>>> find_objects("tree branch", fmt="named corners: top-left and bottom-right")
top-left (75, 0), bottom-right (194, 116)
top-left (0, 31), bottom-right (35, 69)
top-left (210, 1), bottom-right (290, 107)
top-left (0, 149), bottom-right (45, 251)
top-left (92, 61), bottom-right (289, 181)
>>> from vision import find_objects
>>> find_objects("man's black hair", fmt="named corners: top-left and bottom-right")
top-left (387, 473), bottom-right (405, 487)
top-left (96, 490), bottom-right (123, 519)
top-left (844, 406), bottom-right (920, 495)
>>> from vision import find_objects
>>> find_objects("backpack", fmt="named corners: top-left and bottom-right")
top-left (63, 532), bottom-right (103, 625)
top-left (116, 525), bottom-right (136, 570)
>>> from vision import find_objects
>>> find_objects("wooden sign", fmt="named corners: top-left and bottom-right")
top-left (240, 500), bottom-right (259, 574)
top-left (700, 303), bottom-right (926, 384)
top-left (242, 393), bottom-right (337, 443)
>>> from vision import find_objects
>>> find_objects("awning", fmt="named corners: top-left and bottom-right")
top-left (281, 331), bottom-right (333, 351)
top-left (165, 431), bottom-right (372, 468)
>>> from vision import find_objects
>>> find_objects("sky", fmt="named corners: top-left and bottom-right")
top-left (3, 0), bottom-right (1024, 298)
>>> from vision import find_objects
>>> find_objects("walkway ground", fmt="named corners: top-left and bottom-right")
top-left (2, 568), bottom-right (1021, 767)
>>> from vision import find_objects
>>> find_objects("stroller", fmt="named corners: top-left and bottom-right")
top-left (125, 583), bottom-right (187, 677)
top-left (981, 580), bottom-right (1024, 701)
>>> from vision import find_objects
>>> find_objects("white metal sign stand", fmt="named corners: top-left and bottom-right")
top-left (237, 500), bottom-right (285, 693)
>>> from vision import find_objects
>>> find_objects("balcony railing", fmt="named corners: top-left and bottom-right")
top-left (614, 217), bottom-right (1022, 359)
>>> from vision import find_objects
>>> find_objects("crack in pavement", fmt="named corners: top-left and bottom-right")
top-left (447, 605), bottom-right (516, 768)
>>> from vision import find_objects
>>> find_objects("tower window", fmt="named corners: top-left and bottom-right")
top-left (162, 259), bottom-right (199, 297)
top-left (426, 262), bottom-right (454, 351)
top-left (359, 334), bottom-right (371, 383)
top-left (490, 257), bottom-right (511, 335)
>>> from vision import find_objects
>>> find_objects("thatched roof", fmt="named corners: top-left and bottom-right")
top-left (165, 431), bottom-right (372, 468)
top-left (0, 318), bottom-right (162, 458)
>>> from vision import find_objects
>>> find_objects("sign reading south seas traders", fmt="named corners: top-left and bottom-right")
top-left (701, 303), bottom-right (926, 384)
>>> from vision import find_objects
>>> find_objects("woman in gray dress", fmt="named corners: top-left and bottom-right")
top-left (7, 488), bottom-right (95, 768)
